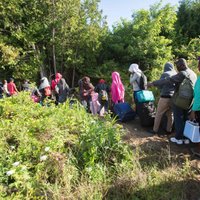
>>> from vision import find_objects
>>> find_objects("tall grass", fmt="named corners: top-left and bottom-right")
top-left (0, 92), bottom-right (199, 199)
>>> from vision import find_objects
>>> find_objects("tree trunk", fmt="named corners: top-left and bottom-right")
top-left (72, 66), bottom-right (75, 88)
top-left (52, 0), bottom-right (56, 74)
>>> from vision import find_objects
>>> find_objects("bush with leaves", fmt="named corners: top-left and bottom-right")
top-left (0, 92), bottom-right (133, 198)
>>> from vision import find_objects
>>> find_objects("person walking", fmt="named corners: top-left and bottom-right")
top-left (149, 58), bottom-right (197, 144)
top-left (129, 63), bottom-right (146, 102)
top-left (148, 62), bottom-right (177, 134)
top-left (189, 57), bottom-right (200, 156)
top-left (95, 79), bottom-right (110, 114)
top-left (111, 71), bottom-right (125, 106)
top-left (79, 76), bottom-right (94, 111)
top-left (7, 78), bottom-right (18, 96)
top-left (3, 80), bottom-right (10, 96)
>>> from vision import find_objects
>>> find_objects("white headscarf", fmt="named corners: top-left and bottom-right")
top-left (39, 77), bottom-right (50, 90)
top-left (128, 64), bottom-right (141, 73)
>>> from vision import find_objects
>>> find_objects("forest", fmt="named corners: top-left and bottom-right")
top-left (0, 0), bottom-right (200, 199)
top-left (0, 0), bottom-right (200, 87)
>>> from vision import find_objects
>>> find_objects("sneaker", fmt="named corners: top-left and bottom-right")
top-left (170, 137), bottom-right (183, 145)
top-left (184, 139), bottom-right (190, 144)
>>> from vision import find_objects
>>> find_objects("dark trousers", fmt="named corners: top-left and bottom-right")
top-left (173, 105), bottom-right (189, 139)
top-left (196, 111), bottom-right (200, 124)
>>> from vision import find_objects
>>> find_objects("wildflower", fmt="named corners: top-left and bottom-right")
top-left (40, 155), bottom-right (48, 161)
top-left (6, 170), bottom-right (15, 176)
top-left (45, 147), bottom-right (50, 152)
top-left (12, 162), bottom-right (20, 167)
top-left (10, 146), bottom-right (15, 150)
top-left (21, 166), bottom-right (27, 171)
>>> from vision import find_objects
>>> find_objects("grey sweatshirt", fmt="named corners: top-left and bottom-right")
top-left (153, 64), bottom-right (197, 96)
top-left (153, 62), bottom-right (177, 97)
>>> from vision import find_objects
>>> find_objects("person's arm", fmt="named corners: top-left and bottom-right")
top-left (152, 73), bottom-right (167, 88)
top-left (152, 72), bottom-right (185, 87)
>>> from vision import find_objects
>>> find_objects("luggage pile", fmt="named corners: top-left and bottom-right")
top-left (135, 90), bottom-right (156, 127)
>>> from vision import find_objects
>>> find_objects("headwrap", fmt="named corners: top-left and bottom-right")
top-left (128, 64), bottom-right (142, 73)
top-left (99, 79), bottom-right (106, 84)
top-left (111, 72), bottom-right (125, 103)
top-left (39, 77), bottom-right (50, 90)
top-left (51, 72), bottom-right (62, 90)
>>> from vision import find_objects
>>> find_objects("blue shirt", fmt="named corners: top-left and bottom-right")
top-left (192, 76), bottom-right (200, 111)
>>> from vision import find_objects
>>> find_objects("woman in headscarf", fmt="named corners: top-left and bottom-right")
top-left (51, 73), bottom-right (62, 91)
top-left (39, 77), bottom-right (51, 103)
top-left (55, 78), bottom-right (69, 103)
top-left (129, 63), bottom-right (143, 102)
top-left (51, 73), bottom-right (62, 104)
top-left (111, 72), bottom-right (125, 105)
top-left (79, 76), bottom-right (94, 110)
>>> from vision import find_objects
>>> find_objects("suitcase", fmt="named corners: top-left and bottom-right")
top-left (113, 102), bottom-right (136, 122)
top-left (136, 101), bottom-right (156, 127)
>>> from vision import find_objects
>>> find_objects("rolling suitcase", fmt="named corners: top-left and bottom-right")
top-left (113, 102), bottom-right (136, 122)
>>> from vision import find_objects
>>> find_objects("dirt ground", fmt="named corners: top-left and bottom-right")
top-left (121, 117), bottom-right (200, 175)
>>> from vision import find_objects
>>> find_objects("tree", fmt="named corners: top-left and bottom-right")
top-left (100, 3), bottom-right (177, 80)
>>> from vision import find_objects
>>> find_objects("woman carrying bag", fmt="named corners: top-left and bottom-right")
top-left (189, 57), bottom-right (200, 157)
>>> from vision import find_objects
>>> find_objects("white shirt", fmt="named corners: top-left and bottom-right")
top-left (130, 72), bottom-right (141, 91)
top-left (3, 83), bottom-right (9, 94)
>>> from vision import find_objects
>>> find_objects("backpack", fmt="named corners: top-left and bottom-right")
top-left (97, 83), bottom-right (109, 101)
top-left (137, 72), bottom-right (147, 90)
top-left (99, 89), bottom-right (108, 101)
top-left (172, 74), bottom-right (194, 110)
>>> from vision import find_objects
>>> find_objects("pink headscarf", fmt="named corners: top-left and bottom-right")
top-left (111, 72), bottom-right (125, 103)
top-left (51, 73), bottom-right (62, 90)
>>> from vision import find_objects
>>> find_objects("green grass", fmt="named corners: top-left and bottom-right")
top-left (0, 92), bottom-right (199, 199)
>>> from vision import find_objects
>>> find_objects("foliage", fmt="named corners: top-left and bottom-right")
top-left (175, 0), bottom-right (200, 46)
top-left (0, 92), bottom-right (132, 198)
top-left (0, 0), bottom-right (107, 83)
top-left (100, 3), bottom-right (177, 81)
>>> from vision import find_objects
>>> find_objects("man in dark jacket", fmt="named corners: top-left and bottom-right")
top-left (148, 62), bottom-right (177, 135)
top-left (149, 58), bottom-right (197, 144)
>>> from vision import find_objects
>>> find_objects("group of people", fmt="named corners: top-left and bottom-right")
top-left (128, 58), bottom-right (200, 148)
top-left (128, 58), bottom-right (200, 157)
top-left (78, 72), bottom-right (125, 115)
top-left (31, 73), bottom-right (70, 105)
top-left (0, 78), bottom-right (19, 98)
top-left (149, 58), bottom-right (199, 147)
top-left (0, 73), bottom-right (70, 106)
top-left (1, 58), bottom-right (200, 154)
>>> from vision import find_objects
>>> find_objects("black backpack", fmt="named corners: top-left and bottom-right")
top-left (137, 72), bottom-right (147, 90)
top-left (96, 83), bottom-right (109, 101)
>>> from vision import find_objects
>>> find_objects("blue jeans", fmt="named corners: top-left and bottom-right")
top-left (173, 105), bottom-right (189, 139)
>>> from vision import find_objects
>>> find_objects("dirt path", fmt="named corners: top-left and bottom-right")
top-left (121, 118), bottom-right (200, 171)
